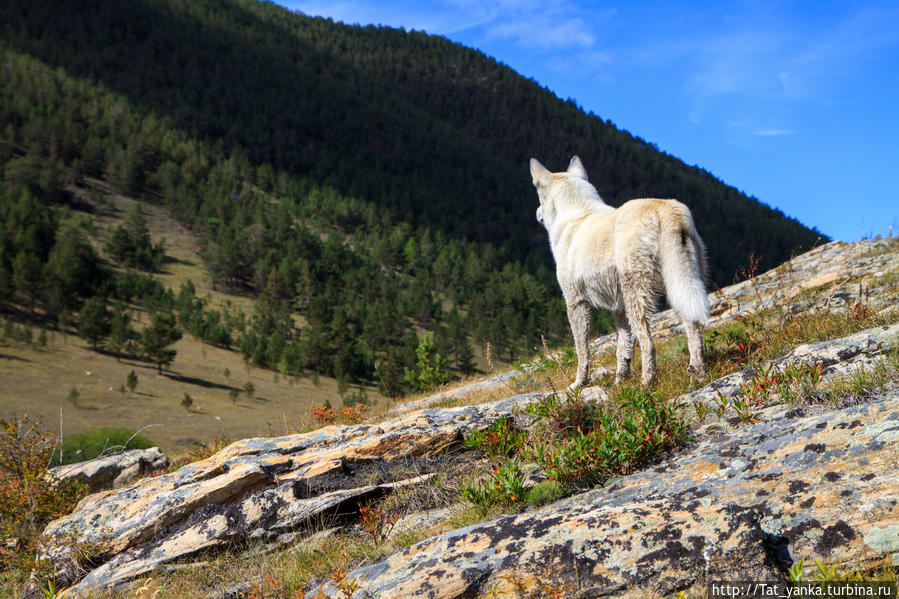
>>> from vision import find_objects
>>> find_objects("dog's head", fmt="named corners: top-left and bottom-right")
top-left (529, 156), bottom-right (589, 228)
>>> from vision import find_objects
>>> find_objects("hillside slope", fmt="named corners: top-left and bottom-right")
top-left (4, 0), bottom-right (824, 281)
top-left (1, 0), bottom-right (825, 393)
top-left (32, 236), bottom-right (899, 598)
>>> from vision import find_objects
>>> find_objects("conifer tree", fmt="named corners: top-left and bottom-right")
top-left (455, 338), bottom-right (477, 376)
top-left (141, 310), bottom-right (182, 373)
top-left (78, 296), bottom-right (111, 350)
top-left (12, 252), bottom-right (42, 313)
top-left (403, 332), bottom-right (449, 392)
top-left (108, 301), bottom-right (136, 355)
top-left (126, 370), bottom-right (138, 393)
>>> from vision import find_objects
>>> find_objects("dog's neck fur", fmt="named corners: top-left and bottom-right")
top-left (543, 175), bottom-right (613, 248)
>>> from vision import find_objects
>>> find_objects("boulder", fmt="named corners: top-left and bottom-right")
top-left (50, 447), bottom-right (170, 492)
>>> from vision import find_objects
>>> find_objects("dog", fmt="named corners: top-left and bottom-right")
top-left (530, 156), bottom-right (709, 388)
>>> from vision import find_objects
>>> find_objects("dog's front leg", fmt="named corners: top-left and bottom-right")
top-left (566, 299), bottom-right (591, 390)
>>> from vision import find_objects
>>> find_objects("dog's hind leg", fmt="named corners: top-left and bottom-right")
top-left (621, 281), bottom-right (657, 386)
top-left (613, 309), bottom-right (634, 383)
top-left (684, 320), bottom-right (706, 378)
top-left (566, 299), bottom-right (591, 389)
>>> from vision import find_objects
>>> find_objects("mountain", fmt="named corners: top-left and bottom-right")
top-left (0, 0), bottom-right (825, 393)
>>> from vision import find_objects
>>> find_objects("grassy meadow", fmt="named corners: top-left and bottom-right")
top-left (0, 320), bottom-right (344, 456)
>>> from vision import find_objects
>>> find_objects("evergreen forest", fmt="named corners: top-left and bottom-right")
top-left (0, 0), bottom-right (825, 397)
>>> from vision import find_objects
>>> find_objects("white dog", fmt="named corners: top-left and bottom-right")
top-left (530, 156), bottom-right (709, 388)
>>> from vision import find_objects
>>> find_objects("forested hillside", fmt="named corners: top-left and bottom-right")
top-left (0, 0), bottom-right (824, 396)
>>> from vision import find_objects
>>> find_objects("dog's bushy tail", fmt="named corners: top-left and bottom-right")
top-left (660, 206), bottom-right (710, 325)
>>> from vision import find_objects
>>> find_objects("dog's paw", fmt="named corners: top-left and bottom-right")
top-left (687, 365), bottom-right (708, 381)
top-left (640, 374), bottom-right (657, 387)
top-left (567, 380), bottom-right (586, 392)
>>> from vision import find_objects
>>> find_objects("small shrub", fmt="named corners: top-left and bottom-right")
top-left (187, 437), bottom-right (229, 462)
top-left (310, 404), bottom-right (368, 426)
top-left (181, 393), bottom-right (193, 411)
top-left (310, 405), bottom-right (336, 425)
top-left (703, 322), bottom-right (755, 366)
top-left (523, 479), bottom-right (566, 507)
top-left (0, 415), bottom-right (88, 573)
top-left (459, 460), bottom-right (528, 511)
top-left (339, 404), bottom-right (368, 424)
top-left (525, 389), bottom-right (603, 436)
top-left (530, 387), bottom-right (688, 488)
top-left (126, 370), bottom-right (139, 393)
top-left (247, 574), bottom-right (315, 599)
top-left (462, 418), bottom-right (526, 461)
top-left (732, 361), bottom-right (825, 412)
top-left (358, 500), bottom-right (400, 544)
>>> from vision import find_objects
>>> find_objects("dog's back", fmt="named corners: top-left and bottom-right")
top-left (555, 198), bottom-right (707, 319)
top-left (611, 198), bottom-right (709, 324)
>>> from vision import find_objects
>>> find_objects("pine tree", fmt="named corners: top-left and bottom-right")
top-left (12, 252), bottom-right (42, 313)
top-left (141, 310), bottom-right (182, 373)
top-left (0, 263), bottom-right (12, 310)
top-left (58, 308), bottom-right (73, 340)
top-left (455, 337), bottom-right (477, 376)
top-left (125, 370), bottom-right (138, 393)
top-left (108, 301), bottom-right (136, 355)
top-left (403, 332), bottom-right (449, 392)
top-left (77, 296), bottom-right (111, 350)
top-left (375, 346), bottom-right (407, 398)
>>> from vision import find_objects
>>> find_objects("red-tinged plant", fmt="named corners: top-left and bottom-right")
top-left (310, 405), bottom-right (336, 425)
top-left (0, 415), bottom-right (87, 573)
top-left (311, 404), bottom-right (368, 426)
top-left (358, 500), bottom-right (400, 544)
top-left (338, 404), bottom-right (368, 425)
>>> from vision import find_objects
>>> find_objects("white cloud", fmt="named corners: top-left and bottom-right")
top-left (755, 129), bottom-right (798, 136)
top-left (485, 16), bottom-right (595, 50)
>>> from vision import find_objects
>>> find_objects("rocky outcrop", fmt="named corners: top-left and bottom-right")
top-left (317, 385), bottom-right (899, 598)
top-left (37, 238), bottom-right (899, 597)
top-left (50, 448), bottom-right (170, 493)
top-left (39, 393), bottom-right (547, 595)
top-left (681, 322), bottom-right (899, 425)
top-left (39, 324), bottom-right (899, 597)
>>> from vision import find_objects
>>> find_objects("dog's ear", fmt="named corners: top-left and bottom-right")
top-left (567, 155), bottom-right (588, 181)
top-left (529, 158), bottom-right (552, 188)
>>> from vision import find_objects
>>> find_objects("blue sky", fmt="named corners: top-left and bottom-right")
top-left (278, 0), bottom-right (899, 242)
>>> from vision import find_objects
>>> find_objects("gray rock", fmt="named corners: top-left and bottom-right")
top-left (50, 447), bottom-right (170, 492)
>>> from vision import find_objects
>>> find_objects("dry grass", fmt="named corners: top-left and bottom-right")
top-left (0, 327), bottom-right (344, 456)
